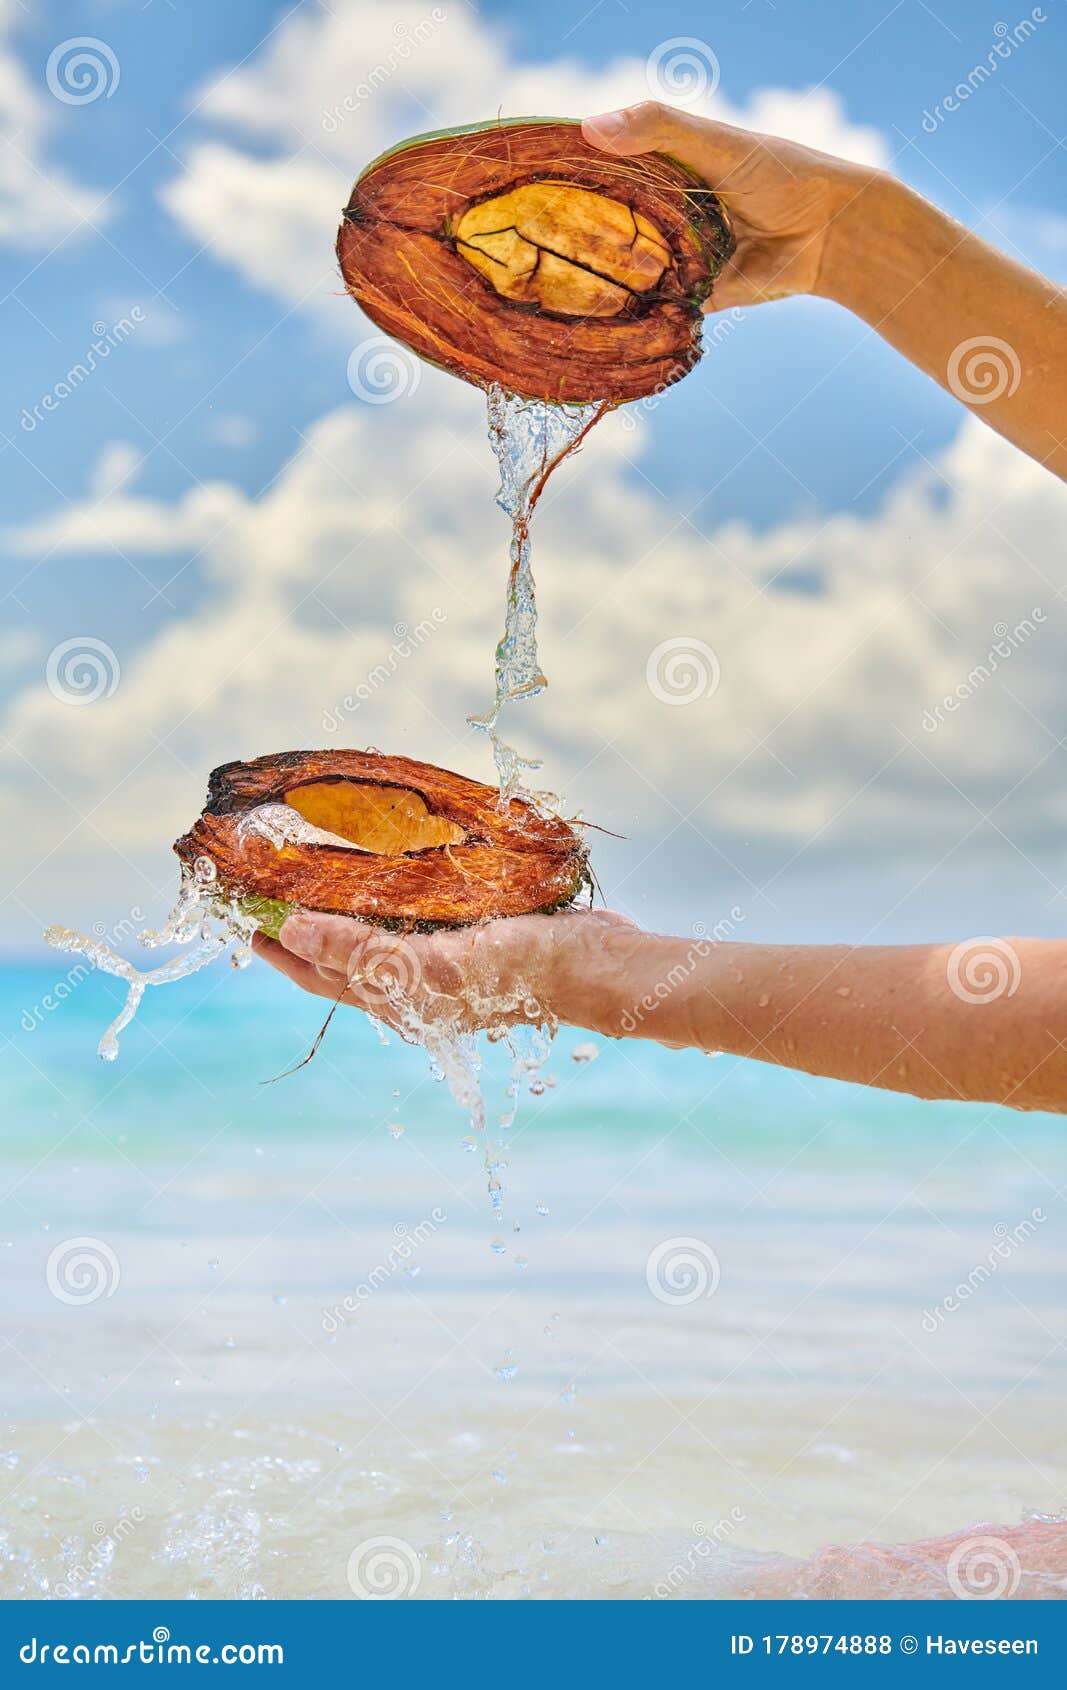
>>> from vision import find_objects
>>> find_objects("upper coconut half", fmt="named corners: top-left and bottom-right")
top-left (337, 118), bottom-right (734, 406)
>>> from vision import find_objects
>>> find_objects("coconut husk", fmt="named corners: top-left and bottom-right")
top-left (174, 750), bottom-right (590, 932)
top-left (337, 117), bottom-right (734, 405)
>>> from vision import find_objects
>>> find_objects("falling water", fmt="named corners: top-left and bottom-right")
top-left (43, 857), bottom-right (257, 1062)
top-left (469, 385), bottom-right (609, 800)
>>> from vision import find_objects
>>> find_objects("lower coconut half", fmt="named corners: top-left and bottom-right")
top-left (173, 749), bottom-right (592, 936)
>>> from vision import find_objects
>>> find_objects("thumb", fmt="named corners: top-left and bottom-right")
top-left (581, 102), bottom-right (750, 186)
top-left (582, 101), bottom-right (680, 156)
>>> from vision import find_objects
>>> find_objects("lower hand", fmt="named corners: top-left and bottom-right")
top-left (253, 907), bottom-right (638, 1039)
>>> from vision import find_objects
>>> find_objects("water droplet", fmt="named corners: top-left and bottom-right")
top-left (571, 1042), bottom-right (598, 1064)
top-left (536, 1203), bottom-right (549, 1216)
top-left (835, 985), bottom-right (852, 998)
top-left (494, 1363), bottom-right (517, 1382)
top-left (757, 993), bottom-right (770, 1008)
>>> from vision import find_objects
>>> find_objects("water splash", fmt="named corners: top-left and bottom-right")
top-left (43, 858), bottom-right (257, 1062)
top-left (235, 803), bottom-right (359, 853)
top-left (369, 964), bottom-right (557, 1241)
top-left (469, 385), bottom-right (609, 800)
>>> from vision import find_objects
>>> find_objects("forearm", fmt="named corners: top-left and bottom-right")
top-left (563, 932), bottom-right (1067, 1112)
top-left (817, 171), bottom-right (1067, 478)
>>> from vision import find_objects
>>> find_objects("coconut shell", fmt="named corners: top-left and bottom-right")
top-left (174, 750), bottom-right (590, 930)
top-left (337, 117), bottom-right (734, 405)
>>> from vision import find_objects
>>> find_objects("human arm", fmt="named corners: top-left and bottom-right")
top-left (581, 103), bottom-right (1067, 479)
top-left (254, 911), bottom-right (1067, 1113)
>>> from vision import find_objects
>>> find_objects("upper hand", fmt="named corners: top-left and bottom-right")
top-left (581, 101), bottom-right (869, 310)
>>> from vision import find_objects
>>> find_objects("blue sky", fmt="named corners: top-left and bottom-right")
top-left (2, 0), bottom-right (1067, 955)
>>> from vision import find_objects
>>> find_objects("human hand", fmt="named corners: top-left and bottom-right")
top-left (581, 101), bottom-right (874, 310)
top-left (252, 906), bottom-right (639, 1041)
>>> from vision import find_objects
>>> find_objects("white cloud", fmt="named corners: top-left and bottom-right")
top-left (0, 5), bottom-right (111, 247)
top-left (4, 389), bottom-right (1066, 930)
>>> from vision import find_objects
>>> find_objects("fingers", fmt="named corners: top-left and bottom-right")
top-left (278, 910), bottom-right (383, 976)
top-left (582, 101), bottom-right (751, 182)
top-left (254, 933), bottom-right (409, 1032)
top-left (252, 932), bottom-right (346, 1000)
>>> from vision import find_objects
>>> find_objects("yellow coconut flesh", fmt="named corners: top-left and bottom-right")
top-left (285, 780), bottom-right (466, 856)
top-left (454, 181), bottom-right (671, 318)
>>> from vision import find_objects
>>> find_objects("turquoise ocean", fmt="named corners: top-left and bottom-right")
top-left (1, 955), bottom-right (1065, 1598)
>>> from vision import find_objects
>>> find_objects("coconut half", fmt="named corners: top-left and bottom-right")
top-left (174, 750), bottom-right (591, 932)
top-left (337, 117), bottom-right (734, 405)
